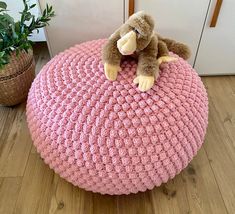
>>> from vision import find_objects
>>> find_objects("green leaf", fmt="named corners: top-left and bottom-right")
top-left (15, 21), bottom-right (20, 32)
top-left (30, 4), bottom-right (36, 9)
top-left (0, 1), bottom-right (55, 68)
top-left (4, 13), bottom-right (14, 24)
top-left (0, 2), bottom-right (7, 10)
top-left (0, 51), bottom-right (4, 57)
top-left (42, 9), bottom-right (46, 17)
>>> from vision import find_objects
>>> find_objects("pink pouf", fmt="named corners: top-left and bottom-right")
top-left (26, 39), bottom-right (208, 195)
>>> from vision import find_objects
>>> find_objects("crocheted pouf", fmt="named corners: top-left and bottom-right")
top-left (26, 39), bottom-right (208, 195)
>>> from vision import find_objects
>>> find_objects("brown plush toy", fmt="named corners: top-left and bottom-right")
top-left (102, 11), bottom-right (191, 92)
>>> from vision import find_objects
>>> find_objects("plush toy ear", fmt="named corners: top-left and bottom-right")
top-left (127, 11), bottom-right (155, 36)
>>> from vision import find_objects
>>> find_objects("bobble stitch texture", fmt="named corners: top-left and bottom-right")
top-left (26, 39), bottom-right (208, 195)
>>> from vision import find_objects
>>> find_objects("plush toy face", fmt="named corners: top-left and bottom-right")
top-left (117, 11), bottom-right (155, 55)
top-left (117, 30), bottom-right (137, 55)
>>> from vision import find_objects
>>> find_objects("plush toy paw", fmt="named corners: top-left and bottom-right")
top-left (133, 75), bottom-right (155, 92)
top-left (104, 63), bottom-right (120, 81)
top-left (157, 56), bottom-right (177, 65)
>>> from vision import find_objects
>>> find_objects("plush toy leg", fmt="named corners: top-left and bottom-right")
top-left (157, 56), bottom-right (177, 65)
top-left (133, 56), bottom-right (176, 92)
top-left (133, 75), bottom-right (155, 92)
top-left (104, 63), bottom-right (120, 81)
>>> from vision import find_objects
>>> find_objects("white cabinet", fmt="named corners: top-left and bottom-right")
top-left (37, 0), bottom-right (234, 75)
top-left (38, 0), bottom-right (124, 56)
top-left (133, 0), bottom-right (211, 66)
top-left (4, 0), bottom-right (46, 42)
top-left (194, 0), bottom-right (235, 75)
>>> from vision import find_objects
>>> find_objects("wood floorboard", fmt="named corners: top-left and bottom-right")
top-left (0, 43), bottom-right (234, 213)
top-left (0, 103), bottom-right (32, 177)
top-left (0, 177), bottom-right (22, 214)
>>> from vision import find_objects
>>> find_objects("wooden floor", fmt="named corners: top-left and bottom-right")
top-left (0, 43), bottom-right (235, 214)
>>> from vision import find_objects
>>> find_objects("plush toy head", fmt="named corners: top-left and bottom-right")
top-left (102, 11), bottom-right (191, 92)
top-left (117, 11), bottom-right (155, 55)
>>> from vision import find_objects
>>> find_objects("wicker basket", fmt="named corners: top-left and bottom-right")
top-left (0, 49), bottom-right (35, 106)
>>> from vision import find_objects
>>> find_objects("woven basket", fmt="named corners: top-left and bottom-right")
top-left (0, 49), bottom-right (35, 106)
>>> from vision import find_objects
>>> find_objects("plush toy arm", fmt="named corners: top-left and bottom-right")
top-left (137, 36), bottom-right (158, 77)
top-left (157, 40), bottom-right (169, 58)
top-left (102, 30), bottom-right (122, 65)
top-left (134, 36), bottom-right (158, 92)
top-left (157, 34), bottom-right (191, 60)
top-left (102, 30), bottom-right (122, 81)
top-left (157, 40), bottom-right (177, 65)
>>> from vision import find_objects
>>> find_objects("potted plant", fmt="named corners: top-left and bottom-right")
top-left (0, 0), bottom-right (54, 106)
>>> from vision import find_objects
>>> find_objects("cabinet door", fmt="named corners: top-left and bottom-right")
top-left (38, 0), bottom-right (124, 56)
top-left (133, 0), bottom-right (210, 65)
top-left (4, 0), bottom-right (46, 42)
top-left (194, 0), bottom-right (235, 75)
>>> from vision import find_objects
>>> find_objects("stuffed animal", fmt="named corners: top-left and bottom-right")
top-left (102, 11), bottom-right (191, 92)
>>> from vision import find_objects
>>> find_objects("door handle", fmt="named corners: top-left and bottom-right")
top-left (210, 0), bottom-right (223, 27)
top-left (129, 0), bottom-right (135, 17)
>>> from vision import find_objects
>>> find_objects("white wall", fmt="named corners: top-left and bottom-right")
top-left (39, 0), bottom-right (124, 56)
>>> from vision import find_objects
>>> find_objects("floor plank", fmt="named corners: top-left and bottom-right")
top-left (14, 154), bottom-right (55, 214)
top-left (49, 175), bottom-right (93, 214)
top-left (181, 148), bottom-right (227, 214)
top-left (0, 103), bottom-right (32, 177)
top-left (0, 107), bottom-right (17, 151)
top-left (149, 177), bottom-right (190, 214)
top-left (204, 77), bottom-right (235, 149)
top-left (200, 78), bottom-right (235, 213)
top-left (33, 42), bottom-right (51, 74)
top-left (117, 191), bottom-right (154, 214)
top-left (0, 177), bottom-right (22, 214)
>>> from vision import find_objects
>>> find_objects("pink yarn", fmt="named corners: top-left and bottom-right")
top-left (26, 39), bottom-right (208, 195)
